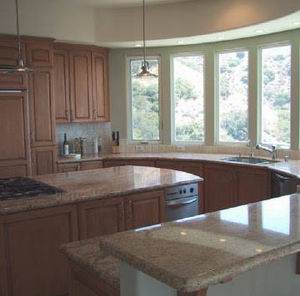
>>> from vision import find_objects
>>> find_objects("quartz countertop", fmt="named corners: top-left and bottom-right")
top-left (0, 166), bottom-right (201, 215)
top-left (98, 193), bottom-right (300, 292)
top-left (58, 152), bottom-right (300, 179)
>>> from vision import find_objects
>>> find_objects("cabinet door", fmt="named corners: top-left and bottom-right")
top-left (204, 164), bottom-right (237, 212)
top-left (0, 205), bottom-right (78, 296)
top-left (0, 165), bottom-right (27, 178)
top-left (0, 93), bottom-right (30, 172)
top-left (237, 167), bottom-right (270, 205)
top-left (78, 198), bottom-right (125, 239)
top-left (80, 161), bottom-right (103, 171)
top-left (58, 163), bottom-right (80, 173)
top-left (70, 50), bottom-right (93, 122)
top-left (103, 160), bottom-right (130, 168)
top-left (92, 50), bottom-right (110, 122)
top-left (54, 49), bottom-right (70, 122)
top-left (0, 38), bottom-right (27, 89)
top-left (31, 146), bottom-right (57, 176)
top-left (129, 160), bottom-right (155, 167)
top-left (25, 39), bottom-right (53, 67)
top-left (29, 69), bottom-right (55, 147)
top-left (125, 191), bottom-right (165, 230)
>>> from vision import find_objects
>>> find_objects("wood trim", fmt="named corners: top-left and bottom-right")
top-left (0, 222), bottom-right (9, 296)
top-left (178, 289), bottom-right (207, 296)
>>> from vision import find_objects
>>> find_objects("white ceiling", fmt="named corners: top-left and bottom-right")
top-left (70, 0), bottom-right (193, 8)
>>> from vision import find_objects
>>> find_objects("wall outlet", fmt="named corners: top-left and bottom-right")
top-left (135, 145), bottom-right (145, 152)
top-left (176, 146), bottom-right (185, 152)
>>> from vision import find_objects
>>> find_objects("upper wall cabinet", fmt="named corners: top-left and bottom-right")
top-left (0, 37), bottom-right (27, 89)
top-left (25, 38), bottom-right (54, 68)
top-left (69, 49), bottom-right (93, 122)
top-left (53, 43), bottom-right (110, 123)
top-left (92, 50), bottom-right (110, 122)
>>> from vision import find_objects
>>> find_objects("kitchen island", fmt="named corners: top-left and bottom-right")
top-left (0, 166), bottom-right (201, 296)
top-left (86, 193), bottom-right (300, 296)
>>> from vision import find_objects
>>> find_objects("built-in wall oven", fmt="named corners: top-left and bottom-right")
top-left (165, 183), bottom-right (199, 222)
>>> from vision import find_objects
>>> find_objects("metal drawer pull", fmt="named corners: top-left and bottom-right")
top-left (166, 197), bottom-right (197, 207)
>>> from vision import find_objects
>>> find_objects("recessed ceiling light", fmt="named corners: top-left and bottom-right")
top-left (255, 29), bottom-right (265, 34)
top-left (293, 21), bottom-right (300, 26)
top-left (216, 36), bottom-right (225, 40)
top-left (135, 43), bottom-right (142, 47)
top-left (177, 40), bottom-right (184, 45)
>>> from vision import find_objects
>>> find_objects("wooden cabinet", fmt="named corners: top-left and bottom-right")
top-left (0, 38), bottom-right (27, 90)
top-left (92, 50), bottom-right (110, 122)
top-left (103, 159), bottom-right (130, 168)
top-left (237, 167), bottom-right (270, 205)
top-left (29, 69), bottom-right (55, 147)
top-left (0, 165), bottom-right (27, 178)
top-left (58, 161), bottom-right (103, 173)
top-left (25, 38), bottom-right (53, 67)
top-left (70, 49), bottom-right (93, 122)
top-left (53, 49), bottom-right (70, 122)
top-left (125, 191), bottom-right (165, 229)
top-left (129, 159), bottom-right (155, 167)
top-left (54, 43), bottom-right (110, 123)
top-left (31, 146), bottom-right (57, 176)
top-left (0, 205), bottom-right (78, 296)
top-left (78, 198), bottom-right (125, 239)
top-left (80, 161), bottom-right (103, 171)
top-left (0, 92), bottom-right (31, 177)
top-left (58, 162), bottom-right (80, 173)
top-left (204, 164), bottom-right (237, 212)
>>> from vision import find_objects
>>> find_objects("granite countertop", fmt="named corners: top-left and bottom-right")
top-left (61, 237), bottom-right (120, 289)
top-left (57, 152), bottom-right (300, 179)
top-left (98, 193), bottom-right (300, 292)
top-left (0, 166), bottom-right (201, 215)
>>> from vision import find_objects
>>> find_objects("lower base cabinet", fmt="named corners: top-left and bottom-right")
top-left (31, 145), bottom-right (57, 176)
top-left (0, 205), bottom-right (78, 296)
top-left (125, 191), bottom-right (165, 229)
top-left (204, 164), bottom-right (237, 212)
top-left (78, 198), bottom-right (125, 240)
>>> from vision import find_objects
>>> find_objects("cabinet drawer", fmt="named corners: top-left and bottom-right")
top-left (80, 161), bottom-right (103, 171)
top-left (58, 163), bottom-right (80, 173)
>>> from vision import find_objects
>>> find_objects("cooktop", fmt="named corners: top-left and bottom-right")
top-left (0, 177), bottom-right (64, 201)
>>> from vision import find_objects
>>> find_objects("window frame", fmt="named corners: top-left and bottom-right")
top-left (258, 41), bottom-right (292, 149)
top-left (215, 47), bottom-right (250, 146)
top-left (126, 55), bottom-right (162, 144)
top-left (170, 52), bottom-right (206, 144)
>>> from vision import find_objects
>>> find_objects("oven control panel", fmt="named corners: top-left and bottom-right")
top-left (165, 183), bottom-right (198, 201)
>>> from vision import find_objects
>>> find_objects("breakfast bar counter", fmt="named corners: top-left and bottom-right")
top-left (96, 193), bottom-right (300, 296)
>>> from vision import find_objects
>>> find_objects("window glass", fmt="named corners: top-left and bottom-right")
top-left (218, 51), bottom-right (249, 142)
top-left (261, 45), bottom-right (291, 148)
top-left (173, 55), bottom-right (205, 142)
top-left (130, 58), bottom-right (160, 141)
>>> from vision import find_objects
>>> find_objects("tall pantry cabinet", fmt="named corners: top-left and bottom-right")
top-left (0, 35), bottom-right (110, 178)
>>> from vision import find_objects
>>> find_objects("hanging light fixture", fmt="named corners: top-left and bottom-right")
top-left (0, 0), bottom-right (32, 74)
top-left (136, 0), bottom-right (157, 78)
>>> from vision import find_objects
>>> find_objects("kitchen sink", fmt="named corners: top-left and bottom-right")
top-left (222, 156), bottom-right (277, 164)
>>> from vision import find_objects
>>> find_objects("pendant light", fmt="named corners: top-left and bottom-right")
top-left (136, 0), bottom-right (157, 78)
top-left (0, 0), bottom-right (32, 74)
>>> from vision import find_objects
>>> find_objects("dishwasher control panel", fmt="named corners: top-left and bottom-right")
top-left (165, 183), bottom-right (198, 201)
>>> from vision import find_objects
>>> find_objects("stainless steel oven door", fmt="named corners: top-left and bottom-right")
top-left (165, 196), bottom-right (199, 222)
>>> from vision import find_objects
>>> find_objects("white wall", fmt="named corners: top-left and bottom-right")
top-left (0, 0), bottom-right (97, 44)
top-left (0, 0), bottom-right (299, 46)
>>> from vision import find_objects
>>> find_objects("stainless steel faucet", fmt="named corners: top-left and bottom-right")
top-left (256, 144), bottom-right (277, 160)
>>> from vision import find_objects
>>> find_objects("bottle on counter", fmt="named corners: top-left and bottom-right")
top-left (94, 137), bottom-right (98, 154)
top-left (112, 131), bottom-right (120, 154)
top-left (98, 137), bottom-right (103, 153)
top-left (63, 133), bottom-right (69, 156)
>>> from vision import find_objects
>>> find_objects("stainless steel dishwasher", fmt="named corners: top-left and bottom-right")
top-left (165, 183), bottom-right (199, 222)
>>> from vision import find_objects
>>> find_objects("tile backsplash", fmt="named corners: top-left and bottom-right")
top-left (56, 122), bottom-right (112, 156)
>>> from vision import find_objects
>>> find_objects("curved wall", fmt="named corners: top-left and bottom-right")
top-left (95, 0), bottom-right (300, 43)
top-left (0, 0), bottom-right (299, 46)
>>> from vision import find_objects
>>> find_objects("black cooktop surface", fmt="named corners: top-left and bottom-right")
top-left (0, 177), bottom-right (64, 201)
